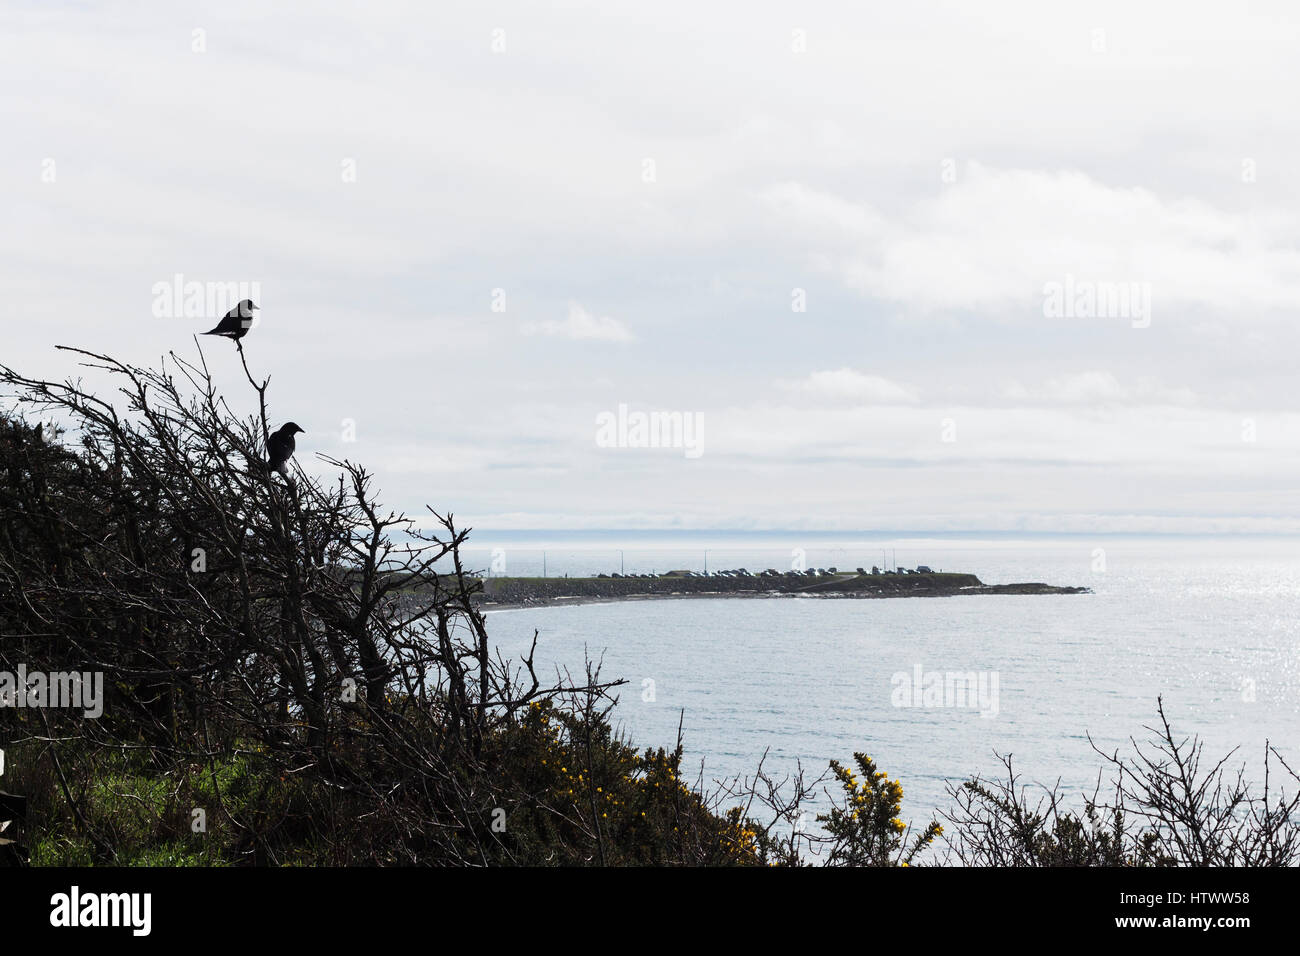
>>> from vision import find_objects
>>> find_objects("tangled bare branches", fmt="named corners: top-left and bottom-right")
top-left (940, 697), bottom-right (1300, 866)
top-left (0, 344), bottom-right (620, 864)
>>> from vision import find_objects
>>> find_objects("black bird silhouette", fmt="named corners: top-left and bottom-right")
top-left (267, 422), bottom-right (304, 478)
top-left (202, 299), bottom-right (259, 340)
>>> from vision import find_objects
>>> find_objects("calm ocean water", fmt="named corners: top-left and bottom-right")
top-left (472, 534), bottom-right (1300, 833)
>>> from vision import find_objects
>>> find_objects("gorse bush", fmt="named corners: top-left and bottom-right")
top-left (816, 754), bottom-right (941, 866)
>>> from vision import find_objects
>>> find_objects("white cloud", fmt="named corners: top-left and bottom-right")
top-left (778, 368), bottom-right (919, 404)
top-left (763, 165), bottom-right (1300, 318)
top-left (1002, 372), bottom-right (1197, 407)
top-left (524, 303), bottom-right (635, 342)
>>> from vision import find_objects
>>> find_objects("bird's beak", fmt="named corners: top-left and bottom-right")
top-left (250, 304), bottom-right (260, 310)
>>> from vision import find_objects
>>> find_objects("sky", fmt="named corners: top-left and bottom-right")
top-left (4, 1), bottom-right (1300, 532)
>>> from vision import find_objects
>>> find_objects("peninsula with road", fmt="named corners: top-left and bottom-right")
top-left (474, 565), bottom-right (1090, 610)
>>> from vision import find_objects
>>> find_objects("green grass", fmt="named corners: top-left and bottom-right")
top-left (17, 743), bottom-right (276, 866)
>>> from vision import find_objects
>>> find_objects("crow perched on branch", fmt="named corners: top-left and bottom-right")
top-left (202, 299), bottom-right (259, 340)
top-left (267, 422), bottom-right (304, 478)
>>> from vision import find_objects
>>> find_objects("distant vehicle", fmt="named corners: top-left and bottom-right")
top-left (916, 565), bottom-right (933, 574)
top-left (827, 567), bottom-right (837, 573)
top-left (597, 573), bottom-right (609, 578)
top-left (871, 566), bottom-right (880, 575)
top-left (856, 567), bottom-right (866, 575)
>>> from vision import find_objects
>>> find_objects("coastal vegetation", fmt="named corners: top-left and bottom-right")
top-left (0, 349), bottom-right (1295, 866)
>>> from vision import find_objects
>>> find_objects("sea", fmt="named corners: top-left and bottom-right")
top-left (456, 532), bottom-right (1300, 841)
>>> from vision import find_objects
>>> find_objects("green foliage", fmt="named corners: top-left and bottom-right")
top-left (10, 705), bottom-right (774, 867)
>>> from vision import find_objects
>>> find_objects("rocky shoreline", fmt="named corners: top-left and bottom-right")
top-left (474, 570), bottom-right (1090, 611)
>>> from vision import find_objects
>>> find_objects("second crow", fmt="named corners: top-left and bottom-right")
top-left (267, 422), bottom-right (304, 478)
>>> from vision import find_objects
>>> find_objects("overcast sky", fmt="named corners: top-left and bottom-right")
top-left (5, 1), bottom-right (1300, 532)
